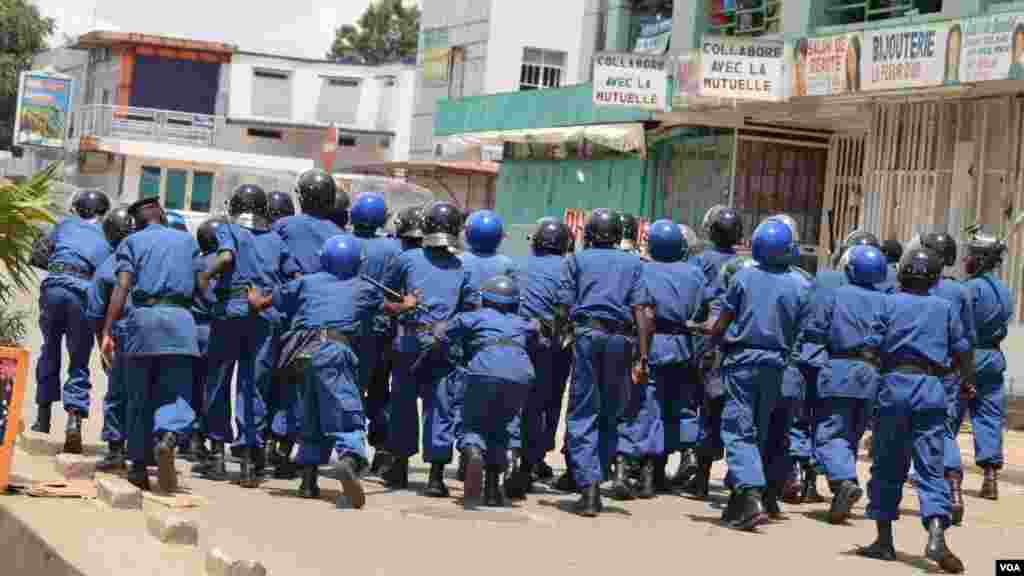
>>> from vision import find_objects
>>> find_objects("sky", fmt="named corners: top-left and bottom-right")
top-left (31, 0), bottom-right (400, 60)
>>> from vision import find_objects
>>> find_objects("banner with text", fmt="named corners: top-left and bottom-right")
top-left (699, 36), bottom-right (785, 101)
top-left (592, 52), bottom-right (669, 112)
top-left (862, 22), bottom-right (956, 91)
top-left (791, 32), bottom-right (863, 97)
top-left (959, 12), bottom-right (1024, 83)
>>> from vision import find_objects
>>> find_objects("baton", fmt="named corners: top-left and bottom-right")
top-left (361, 274), bottom-right (428, 313)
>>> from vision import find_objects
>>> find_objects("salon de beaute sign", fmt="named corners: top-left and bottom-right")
top-left (592, 52), bottom-right (668, 112)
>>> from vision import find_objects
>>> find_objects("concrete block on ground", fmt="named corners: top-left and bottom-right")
top-left (146, 513), bottom-right (198, 546)
top-left (18, 430), bottom-right (61, 456)
top-left (54, 453), bottom-right (99, 480)
top-left (96, 476), bottom-right (142, 510)
top-left (206, 547), bottom-right (268, 576)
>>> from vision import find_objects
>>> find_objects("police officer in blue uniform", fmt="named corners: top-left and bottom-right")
top-left (247, 235), bottom-right (382, 507)
top-left (34, 189), bottom-right (112, 455)
top-left (196, 184), bottom-right (287, 487)
top-left (697, 218), bottom-right (810, 531)
top-left (515, 218), bottom-right (574, 491)
top-left (682, 205), bottom-right (743, 498)
top-left (350, 192), bottom-right (402, 474)
top-left (804, 244), bottom-right (888, 524)
top-left (268, 191), bottom-right (296, 222)
top-left (166, 211), bottom-right (189, 232)
top-left (439, 275), bottom-right (538, 508)
top-left (962, 231), bottom-right (1014, 501)
top-left (89, 207), bottom-right (135, 472)
top-left (452, 210), bottom-right (518, 490)
top-left (559, 208), bottom-right (654, 517)
top-left (100, 197), bottom-right (199, 492)
top-left (272, 169), bottom-right (344, 278)
top-left (185, 217), bottom-right (224, 463)
top-left (914, 232), bottom-right (976, 525)
top-left (381, 201), bottom-right (479, 496)
top-left (617, 220), bottom-right (705, 499)
top-left (392, 205), bottom-right (426, 252)
top-left (858, 247), bottom-right (971, 574)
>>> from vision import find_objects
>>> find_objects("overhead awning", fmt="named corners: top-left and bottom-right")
top-left (90, 138), bottom-right (315, 174)
top-left (444, 123), bottom-right (647, 155)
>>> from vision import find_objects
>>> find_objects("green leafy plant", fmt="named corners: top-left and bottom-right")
top-left (0, 162), bottom-right (57, 346)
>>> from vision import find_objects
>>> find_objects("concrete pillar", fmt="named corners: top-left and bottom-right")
top-left (670, 0), bottom-right (702, 57)
top-left (605, 0), bottom-right (633, 52)
top-left (783, 0), bottom-right (814, 38)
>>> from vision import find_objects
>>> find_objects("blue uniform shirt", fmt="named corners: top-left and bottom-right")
top-left (441, 307), bottom-right (537, 385)
top-left (721, 265), bottom-right (811, 369)
top-left (272, 272), bottom-right (383, 333)
top-left (213, 223), bottom-right (285, 319)
top-left (880, 293), bottom-right (969, 370)
top-left (806, 282), bottom-right (888, 398)
top-left (86, 253), bottom-right (131, 338)
top-left (693, 246), bottom-right (737, 312)
top-left (931, 278), bottom-right (978, 349)
top-left (385, 247), bottom-right (480, 326)
top-left (44, 216), bottom-right (112, 294)
top-left (518, 253), bottom-right (565, 324)
top-left (192, 254), bottom-right (217, 355)
top-left (252, 229), bottom-right (291, 323)
top-left (460, 251), bottom-right (517, 288)
top-left (272, 214), bottom-right (343, 276)
top-left (643, 260), bottom-right (705, 366)
top-left (876, 265), bottom-right (899, 294)
top-left (114, 224), bottom-right (200, 357)
top-left (560, 248), bottom-right (651, 327)
top-left (789, 267), bottom-right (828, 369)
top-left (966, 272), bottom-right (1014, 376)
top-left (357, 234), bottom-right (402, 282)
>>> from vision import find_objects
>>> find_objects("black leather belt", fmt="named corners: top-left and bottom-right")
top-left (577, 317), bottom-right (634, 337)
top-left (830, 348), bottom-right (880, 369)
top-left (401, 323), bottom-right (435, 334)
top-left (48, 263), bottom-right (91, 280)
top-left (319, 328), bottom-right (354, 347)
top-left (885, 359), bottom-right (943, 377)
top-left (482, 337), bottom-right (520, 349)
top-left (138, 296), bottom-right (192, 308)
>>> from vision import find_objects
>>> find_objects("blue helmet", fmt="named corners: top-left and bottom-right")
top-left (320, 234), bottom-right (364, 280)
top-left (465, 210), bottom-right (504, 254)
top-left (481, 275), bottom-right (519, 310)
top-left (766, 214), bottom-right (800, 266)
top-left (751, 219), bottom-right (794, 268)
top-left (351, 193), bottom-right (388, 231)
top-left (844, 244), bottom-right (887, 286)
top-left (165, 210), bottom-right (188, 232)
top-left (648, 219), bottom-right (685, 263)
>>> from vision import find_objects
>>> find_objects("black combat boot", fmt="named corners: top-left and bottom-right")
top-left (671, 448), bottom-right (698, 487)
top-left (763, 483), bottom-right (784, 520)
top-left (194, 441), bottom-right (228, 481)
top-left (238, 448), bottom-right (261, 489)
top-left (828, 480), bottom-right (863, 525)
top-left (31, 403), bottom-right (52, 434)
top-left (128, 462), bottom-right (151, 492)
top-left (456, 452), bottom-right (467, 482)
top-left (781, 462), bottom-right (803, 504)
top-left (96, 442), bottom-right (127, 472)
top-left (553, 460), bottom-right (578, 493)
top-left (637, 458), bottom-right (656, 499)
top-left (63, 410), bottom-right (84, 454)
top-left (154, 432), bottom-right (178, 493)
top-left (979, 466), bottom-right (999, 500)
top-left (682, 456), bottom-right (712, 499)
top-left (532, 460), bottom-right (555, 482)
top-left (857, 520), bottom-right (897, 561)
top-left (382, 457), bottom-right (409, 489)
top-left (503, 449), bottom-right (528, 500)
top-left (370, 449), bottom-right (393, 477)
top-left (730, 489), bottom-right (766, 531)
top-left (946, 471), bottom-right (964, 525)
top-left (189, 431), bottom-right (209, 463)
top-left (721, 490), bottom-right (742, 523)
top-left (484, 465), bottom-right (505, 508)
top-left (336, 456), bottom-right (365, 509)
top-left (925, 517), bottom-right (965, 573)
top-left (573, 484), bottom-right (602, 518)
top-left (423, 463), bottom-right (449, 498)
top-left (299, 465), bottom-right (320, 499)
top-left (462, 447), bottom-right (484, 509)
top-left (652, 455), bottom-right (671, 494)
top-left (610, 454), bottom-right (635, 501)
top-left (801, 463), bottom-right (825, 503)
top-left (273, 440), bottom-right (298, 479)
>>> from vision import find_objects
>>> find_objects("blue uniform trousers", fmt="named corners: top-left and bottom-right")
top-left (697, 354), bottom-right (726, 461)
top-left (945, 371), bottom-right (1006, 470)
top-left (462, 374), bottom-right (530, 469)
top-left (362, 332), bottom-right (392, 449)
top-left (788, 365), bottom-right (820, 464)
top-left (675, 362), bottom-right (703, 451)
top-left (507, 338), bottom-right (570, 463)
top-left (721, 365), bottom-right (792, 491)
top-left (123, 355), bottom-right (196, 465)
top-left (101, 352), bottom-right (126, 444)
top-left (296, 341), bottom-right (367, 466)
top-left (389, 335), bottom-right (455, 463)
top-left (36, 285), bottom-right (94, 414)
top-left (867, 373), bottom-right (951, 528)
top-left (941, 373), bottom-right (964, 472)
top-left (567, 329), bottom-right (632, 488)
top-left (616, 363), bottom-right (692, 457)
top-left (205, 317), bottom-right (271, 449)
top-left (815, 397), bottom-right (871, 483)
top-left (543, 345), bottom-right (572, 455)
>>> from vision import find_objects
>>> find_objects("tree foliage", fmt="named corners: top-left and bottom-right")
top-left (0, 0), bottom-right (56, 148)
top-left (327, 0), bottom-right (420, 65)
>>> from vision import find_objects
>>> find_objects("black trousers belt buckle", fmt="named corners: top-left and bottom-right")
top-left (320, 328), bottom-right (352, 347)
top-left (887, 363), bottom-right (939, 377)
top-left (48, 263), bottom-right (90, 279)
top-left (579, 318), bottom-right (633, 336)
top-left (140, 296), bottom-right (190, 308)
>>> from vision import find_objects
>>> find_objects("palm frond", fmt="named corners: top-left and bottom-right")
top-left (0, 162), bottom-right (59, 300)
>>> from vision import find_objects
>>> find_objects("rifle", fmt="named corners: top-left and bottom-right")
top-left (360, 274), bottom-right (428, 314)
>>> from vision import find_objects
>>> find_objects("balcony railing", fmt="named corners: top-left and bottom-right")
top-left (75, 104), bottom-right (220, 147)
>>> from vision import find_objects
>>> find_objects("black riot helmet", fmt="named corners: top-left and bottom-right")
top-left (531, 217), bottom-right (571, 255)
top-left (921, 231), bottom-right (957, 267)
top-left (422, 201), bottom-right (463, 248)
top-left (881, 239), bottom-right (903, 264)
top-left (833, 229), bottom-right (880, 266)
top-left (73, 189), bottom-right (112, 219)
top-left (197, 216), bottom-right (227, 255)
top-left (326, 187), bottom-right (351, 229)
top-left (295, 169), bottom-right (337, 217)
top-left (965, 229), bottom-right (1006, 276)
top-left (620, 212), bottom-right (639, 246)
top-left (267, 191), bottom-right (295, 223)
top-left (481, 275), bottom-right (520, 313)
top-left (102, 207), bottom-right (135, 248)
top-left (394, 204), bottom-right (426, 239)
top-left (229, 184), bottom-right (270, 231)
top-left (584, 208), bottom-right (623, 247)
top-left (707, 206), bottom-right (743, 248)
top-left (898, 247), bottom-right (943, 292)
